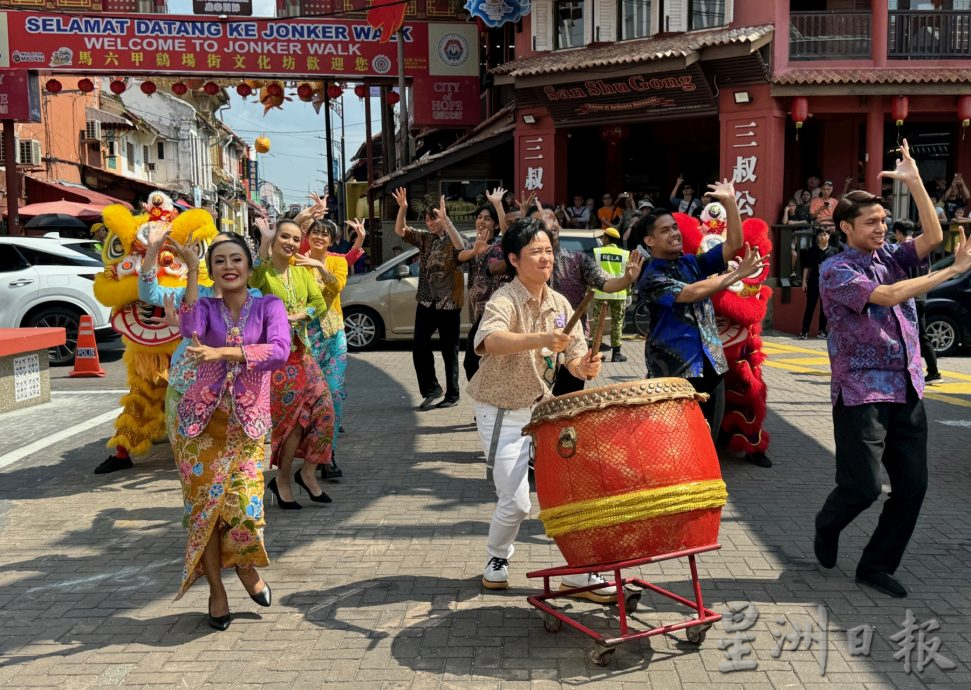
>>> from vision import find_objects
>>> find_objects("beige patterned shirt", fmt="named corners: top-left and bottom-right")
top-left (467, 278), bottom-right (586, 410)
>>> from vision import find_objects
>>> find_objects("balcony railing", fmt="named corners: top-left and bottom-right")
top-left (888, 10), bottom-right (971, 59)
top-left (790, 11), bottom-right (872, 61)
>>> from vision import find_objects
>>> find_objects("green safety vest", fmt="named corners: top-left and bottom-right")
top-left (593, 245), bottom-right (629, 300)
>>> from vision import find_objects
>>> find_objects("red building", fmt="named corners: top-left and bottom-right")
top-left (496, 0), bottom-right (971, 332)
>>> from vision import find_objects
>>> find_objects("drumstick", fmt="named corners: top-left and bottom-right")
top-left (588, 301), bottom-right (608, 363)
top-left (562, 289), bottom-right (595, 336)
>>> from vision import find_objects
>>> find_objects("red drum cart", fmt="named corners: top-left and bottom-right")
top-left (522, 378), bottom-right (727, 665)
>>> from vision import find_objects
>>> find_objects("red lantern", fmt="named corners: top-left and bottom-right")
top-left (172, 82), bottom-right (188, 96)
top-left (386, 90), bottom-right (400, 105)
top-left (354, 84), bottom-right (367, 99)
top-left (110, 80), bottom-right (126, 95)
top-left (266, 82), bottom-right (283, 98)
top-left (297, 83), bottom-right (314, 102)
top-left (891, 95), bottom-right (909, 127)
top-left (790, 95), bottom-right (809, 134)
top-left (327, 83), bottom-right (342, 100)
top-left (77, 78), bottom-right (94, 93)
top-left (599, 124), bottom-right (630, 145)
top-left (140, 81), bottom-right (157, 95)
top-left (236, 83), bottom-right (253, 98)
top-left (958, 95), bottom-right (971, 139)
top-left (204, 81), bottom-right (220, 96)
top-left (45, 79), bottom-right (62, 94)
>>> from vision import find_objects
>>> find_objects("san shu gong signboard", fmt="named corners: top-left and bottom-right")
top-left (525, 65), bottom-right (717, 126)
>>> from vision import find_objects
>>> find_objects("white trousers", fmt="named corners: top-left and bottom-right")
top-left (475, 403), bottom-right (533, 561)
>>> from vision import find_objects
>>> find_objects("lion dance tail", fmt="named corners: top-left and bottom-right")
top-left (107, 344), bottom-right (172, 456)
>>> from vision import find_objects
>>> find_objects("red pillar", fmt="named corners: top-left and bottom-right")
top-left (872, 0), bottom-right (889, 68)
top-left (865, 98), bottom-right (885, 196)
top-left (514, 107), bottom-right (565, 206)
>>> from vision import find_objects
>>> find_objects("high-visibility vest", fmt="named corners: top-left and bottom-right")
top-left (593, 245), bottom-right (629, 300)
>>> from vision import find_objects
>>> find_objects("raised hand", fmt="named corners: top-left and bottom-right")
top-left (294, 253), bottom-right (324, 270)
top-left (187, 333), bottom-right (220, 362)
top-left (953, 228), bottom-right (971, 274)
top-left (392, 187), bottom-right (408, 209)
top-left (735, 243), bottom-right (770, 280)
top-left (255, 216), bottom-right (273, 242)
top-left (625, 251), bottom-right (644, 281)
top-left (486, 186), bottom-right (507, 207)
top-left (578, 351), bottom-right (604, 380)
top-left (169, 235), bottom-right (201, 271)
top-left (145, 292), bottom-right (181, 328)
top-left (879, 138), bottom-right (920, 185)
top-left (307, 192), bottom-right (329, 218)
top-left (517, 191), bottom-right (537, 213)
top-left (437, 195), bottom-right (450, 223)
top-left (146, 221), bottom-right (171, 250)
top-left (706, 178), bottom-right (736, 204)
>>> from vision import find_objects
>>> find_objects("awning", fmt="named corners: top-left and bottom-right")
top-left (81, 165), bottom-right (177, 205)
top-left (372, 104), bottom-right (515, 191)
top-left (493, 25), bottom-right (773, 84)
top-left (85, 107), bottom-right (133, 129)
top-left (18, 200), bottom-right (107, 220)
top-left (24, 176), bottom-right (133, 210)
top-left (772, 68), bottom-right (971, 95)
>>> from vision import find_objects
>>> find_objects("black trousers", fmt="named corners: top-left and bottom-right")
top-left (413, 304), bottom-right (461, 400)
top-left (686, 358), bottom-right (726, 442)
top-left (916, 301), bottom-right (939, 377)
top-left (552, 368), bottom-right (586, 397)
top-left (802, 284), bottom-right (827, 334)
top-left (815, 386), bottom-right (928, 575)
top-left (464, 319), bottom-right (481, 382)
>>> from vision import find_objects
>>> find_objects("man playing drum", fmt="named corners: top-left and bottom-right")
top-left (468, 218), bottom-right (613, 599)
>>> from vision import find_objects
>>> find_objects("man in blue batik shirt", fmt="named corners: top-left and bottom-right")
top-left (637, 180), bottom-right (767, 441)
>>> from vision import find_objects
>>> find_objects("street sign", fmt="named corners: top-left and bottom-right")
top-left (0, 69), bottom-right (41, 122)
top-left (193, 0), bottom-right (253, 16)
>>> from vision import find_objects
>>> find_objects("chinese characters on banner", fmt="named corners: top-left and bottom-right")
top-left (192, 0), bottom-right (253, 16)
top-left (729, 118), bottom-right (760, 217)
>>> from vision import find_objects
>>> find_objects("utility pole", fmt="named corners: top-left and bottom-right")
top-left (396, 28), bottom-right (409, 167)
top-left (323, 89), bottom-right (335, 211)
top-left (3, 120), bottom-right (20, 236)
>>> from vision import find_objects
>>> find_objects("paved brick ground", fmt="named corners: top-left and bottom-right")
top-left (0, 335), bottom-right (969, 689)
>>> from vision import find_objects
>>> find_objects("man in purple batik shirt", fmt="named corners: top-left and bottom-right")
top-left (814, 139), bottom-right (971, 599)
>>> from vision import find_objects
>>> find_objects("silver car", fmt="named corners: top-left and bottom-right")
top-left (341, 230), bottom-right (602, 350)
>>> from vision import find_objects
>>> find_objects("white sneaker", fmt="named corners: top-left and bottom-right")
top-left (559, 572), bottom-right (618, 603)
top-left (482, 557), bottom-right (509, 590)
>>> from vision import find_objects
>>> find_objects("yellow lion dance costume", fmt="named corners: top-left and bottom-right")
top-left (93, 196), bottom-right (216, 474)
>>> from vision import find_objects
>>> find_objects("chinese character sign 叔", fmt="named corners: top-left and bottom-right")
top-left (730, 121), bottom-right (759, 217)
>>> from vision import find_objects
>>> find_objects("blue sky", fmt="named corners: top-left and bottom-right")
top-left (168, 0), bottom-right (381, 205)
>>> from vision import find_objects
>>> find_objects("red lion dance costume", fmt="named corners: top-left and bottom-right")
top-left (674, 204), bottom-right (773, 467)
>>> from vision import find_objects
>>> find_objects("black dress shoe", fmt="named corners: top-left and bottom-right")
top-left (208, 598), bottom-right (231, 631)
top-left (436, 397), bottom-right (460, 409)
top-left (856, 570), bottom-right (907, 598)
top-left (266, 477), bottom-right (302, 510)
top-left (320, 458), bottom-right (343, 482)
top-left (294, 471), bottom-right (333, 503)
top-left (419, 389), bottom-right (444, 410)
top-left (94, 455), bottom-right (134, 474)
top-left (235, 566), bottom-right (272, 607)
top-left (814, 529), bottom-right (838, 569)
top-left (746, 452), bottom-right (773, 468)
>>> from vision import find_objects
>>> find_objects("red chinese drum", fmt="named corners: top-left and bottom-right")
top-left (524, 378), bottom-right (726, 567)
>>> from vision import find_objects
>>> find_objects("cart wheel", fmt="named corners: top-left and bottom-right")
top-left (624, 591), bottom-right (641, 614)
top-left (540, 611), bottom-right (562, 633)
top-left (685, 623), bottom-right (712, 645)
top-left (590, 646), bottom-right (616, 667)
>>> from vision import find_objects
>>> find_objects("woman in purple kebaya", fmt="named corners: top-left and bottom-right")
top-left (173, 234), bottom-right (290, 630)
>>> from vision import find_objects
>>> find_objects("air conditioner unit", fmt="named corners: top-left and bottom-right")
top-left (146, 162), bottom-right (157, 172)
top-left (84, 120), bottom-right (102, 142)
top-left (19, 140), bottom-right (42, 166)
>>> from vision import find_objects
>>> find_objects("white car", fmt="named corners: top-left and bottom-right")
top-left (0, 236), bottom-right (113, 365)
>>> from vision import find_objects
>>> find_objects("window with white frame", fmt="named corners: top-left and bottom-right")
top-left (621, 0), bottom-right (652, 39)
top-left (688, 0), bottom-right (725, 30)
top-left (554, 0), bottom-right (584, 49)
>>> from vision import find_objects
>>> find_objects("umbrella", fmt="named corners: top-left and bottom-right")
top-left (23, 213), bottom-right (89, 230)
top-left (19, 201), bottom-right (106, 221)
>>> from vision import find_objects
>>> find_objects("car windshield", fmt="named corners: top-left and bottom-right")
top-left (17, 244), bottom-right (103, 268)
top-left (559, 236), bottom-right (599, 257)
top-left (66, 241), bottom-right (104, 264)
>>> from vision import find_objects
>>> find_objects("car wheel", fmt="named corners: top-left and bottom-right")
top-left (344, 308), bottom-right (383, 351)
top-left (25, 306), bottom-right (81, 366)
top-left (925, 314), bottom-right (960, 356)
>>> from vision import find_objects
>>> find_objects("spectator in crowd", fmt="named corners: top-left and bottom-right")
top-left (616, 193), bottom-right (636, 234)
top-left (799, 227), bottom-right (840, 339)
top-left (792, 175), bottom-right (822, 204)
top-left (893, 220), bottom-right (941, 385)
top-left (597, 192), bottom-right (624, 230)
top-left (566, 194), bottom-right (591, 228)
top-left (392, 246), bottom-right (402, 257)
top-left (584, 198), bottom-right (597, 228)
top-left (783, 191), bottom-right (813, 224)
top-left (392, 188), bottom-right (469, 411)
top-left (670, 176), bottom-right (702, 216)
top-left (928, 175), bottom-right (948, 203)
top-left (810, 180), bottom-right (838, 226)
top-left (942, 173), bottom-right (969, 219)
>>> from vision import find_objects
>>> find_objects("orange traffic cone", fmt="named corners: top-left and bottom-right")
top-left (69, 314), bottom-right (106, 377)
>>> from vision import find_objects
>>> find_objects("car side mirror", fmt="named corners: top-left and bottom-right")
top-left (394, 264), bottom-right (411, 279)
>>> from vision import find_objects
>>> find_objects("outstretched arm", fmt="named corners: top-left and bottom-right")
top-left (706, 179), bottom-right (743, 262)
top-left (881, 140), bottom-right (942, 260)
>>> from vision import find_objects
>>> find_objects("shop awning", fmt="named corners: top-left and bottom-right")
top-left (772, 68), bottom-right (971, 95)
top-left (493, 24), bottom-right (773, 84)
top-left (81, 165), bottom-right (178, 205)
top-left (85, 107), bottom-right (133, 129)
top-left (24, 176), bottom-right (133, 210)
top-left (372, 105), bottom-right (515, 191)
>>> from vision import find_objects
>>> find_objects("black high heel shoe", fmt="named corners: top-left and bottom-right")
top-left (208, 597), bottom-right (231, 631)
top-left (235, 566), bottom-right (272, 607)
top-left (294, 471), bottom-right (333, 503)
top-left (266, 477), bottom-right (302, 510)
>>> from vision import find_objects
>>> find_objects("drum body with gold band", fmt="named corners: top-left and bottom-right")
top-left (523, 378), bottom-right (726, 567)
